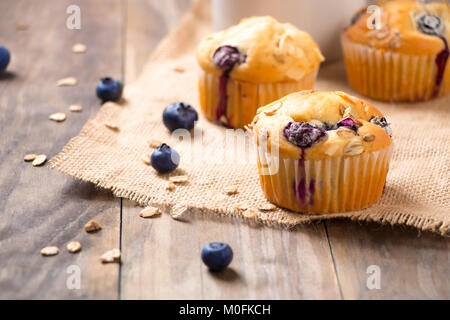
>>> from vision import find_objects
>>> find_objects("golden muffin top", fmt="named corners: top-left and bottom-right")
top-left (344, 0), bottom-right (450, 55)
top-left (197, 16), bottom-right (324, 83)
top-left (250, 91), bottom-right (392, 160)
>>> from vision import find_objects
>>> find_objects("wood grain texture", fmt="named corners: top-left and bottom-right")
top-left (1, 0), bottom-right (448, 300)
top-left (120, 201), bottom-right (341, 299)
top-left (326, 221), bottom-right (450, 299)
top-left (0, 0), bottom-right (123, 299)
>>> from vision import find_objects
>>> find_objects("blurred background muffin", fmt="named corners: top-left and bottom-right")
top-left (197, 16), bottom-right (324, 128)
top-left (342, 0), bottom-right (450, 102)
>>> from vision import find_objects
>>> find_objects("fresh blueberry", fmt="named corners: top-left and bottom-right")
top-left (201, 242), bottom-right (233, 271)
top-left (337, 117), bottom-right (358, 131)
top-left (163, 102), bottom-right (198, 132)
top-left (416, 13), bottom-right (443, 36)
top-left (213, 45), bottom-right (246, 74)
top-left (0, 46), bottom-right (11, 71)
top-left (150, 143), bottom-right (180, 173)
top-left (283, 121), bottom-right (327, 148)
top-left (370, 116), bottom-right (392, 136)
top-left (96, 77), bottom-right (123, 102)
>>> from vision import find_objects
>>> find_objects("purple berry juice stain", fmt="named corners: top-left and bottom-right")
top-left (416, 13), bottom-right (449, 98)
top-left (212, 46), bottom-right (246, 125)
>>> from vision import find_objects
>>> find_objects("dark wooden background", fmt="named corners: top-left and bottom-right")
top-left (0, 0), bottom-right (448, 299)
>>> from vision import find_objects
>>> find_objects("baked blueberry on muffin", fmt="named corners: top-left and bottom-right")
top-left (250, 90), bottom-right (393, 213)
top-left (342, 0), bottom-right (449, 101)
top-left (197, 16), bottom-right (324, 128)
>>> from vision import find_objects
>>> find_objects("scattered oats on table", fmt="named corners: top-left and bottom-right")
top-left (67, 241), bottom-right (82, 253)
top-left (32, 155), bottom-right (47, 167)
top-left (166, 181), bottom-right (176, 191)
top-left (104, 122), bottom-right (120, 131)
top-left (258, 203), bottom-right (277, 211)
top-left (243, 208), bottom-right (258, 219)
top-left (100, 249), bottom-right (120, 263)
top-left (24, 153), bottom-right (37, 162)
top-left (141, 154), bottom-right (151, 165)
top-left (224, 186), bottom-right (239, 195)
top-left (148, 139), bottom-right (163, 148)
top-left (172, 65), bottom-right (185, 73)
top-left (84, 219), bottom-right (102, 233)
top-left (72, 43), bottom-right (87, 53)
top-left (16, 22), bottom-right (29, 30)
top-left (139, 206), bottom-right (161, 218)
top-left (40, 246), bottom-right (59, 256)
top-left (171, 206), bottom-right (188, 220)
top-left (169, 176), bottom-right (188, 183)
top-left (69, 104), bottom-right (83, 112)
top-left (235, 203), bottom-right (249, 211)
top-left (57, 77), bottom-right (77, 86)
top-left (49, 112), bottom-right (66, 122)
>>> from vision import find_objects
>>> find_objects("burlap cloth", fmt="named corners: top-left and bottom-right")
top-left (51, 0), bottom-right (450, 235)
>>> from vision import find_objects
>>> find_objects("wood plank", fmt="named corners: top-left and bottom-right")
top-left (121, 201), bottom-right (341, 299)
top-left (326, 221), bottom-right (450, 299)
top-left (0, 0), bottom-right (123, 299)
top-left (119, 0), bottom-right (340, 299)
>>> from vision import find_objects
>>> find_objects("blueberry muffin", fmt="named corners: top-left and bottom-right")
top-left (197, 16), bottom-right (324, 128)
top-left (250, 90), bottom-right (393, 213)
top-left (342, 0), bottom-right (450, 101)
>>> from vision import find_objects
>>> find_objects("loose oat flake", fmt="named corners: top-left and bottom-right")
top-left (84, 219), bottom-right (102, 233)
top-left (171, 207), bottom-right (188, 220)
top-left (69, 104), bottom-right (83, 112)
top-left (41, 246), bottom-right (59, 256)
top-left (49, 112), bottom-right (66, 122)
top-left (243, 208), bottom-right (258, 219)
top-left (72, 43), bottom-right (87, 53)
top-left (224, 186), bottom-right (239, 195)
top-left (169, 176), bottom-right (188, 183)
top-left (32, 155), bottom-right (47, 167)
top-left (16, 22), bottom-right (29, 30)
top-left (139, 206), bottom-right (161, 218)
top-left (67, 241), bottom-right (82, 253)
top-left (104, 122), bottom-right (120, 131)
top-left (172, 66), bottom-right (185, 73)
top-left (166, 181), bottom-right (176, 191)
top-left (236, 203), bottom-right (249, 211)
top-left (141, 155), bottom-right (151, 165)
top-left (24, 153), bottom-right (37, 162)
top-left (101, 249), bottom-right (120, 263)
top-left (148, 139), bottom-right (163, 148)
top-left (258, 203), bottom-right (277, 211)
top-left (57, 77), bottom-right (77, 86)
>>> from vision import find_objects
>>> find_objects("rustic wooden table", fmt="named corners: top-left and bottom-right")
top-left (0, 0), bottom-right (448, 300)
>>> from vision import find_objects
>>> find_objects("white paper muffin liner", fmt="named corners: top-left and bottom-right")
top-left (256, 144), bottom-right (393, 214)
top-left (341, 35), bottom-right (449, 101)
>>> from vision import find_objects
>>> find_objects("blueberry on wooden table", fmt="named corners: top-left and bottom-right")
top-left (201, 242), bottom-right (233, 271)
top-left (163, 102), bottom-right (198, 132)
top-left (96, 77), bottom-right (123, 102)
top-left (150, 143), bottom-right (180, 173)
top-left (0, 46), bottom-right (11, 71)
